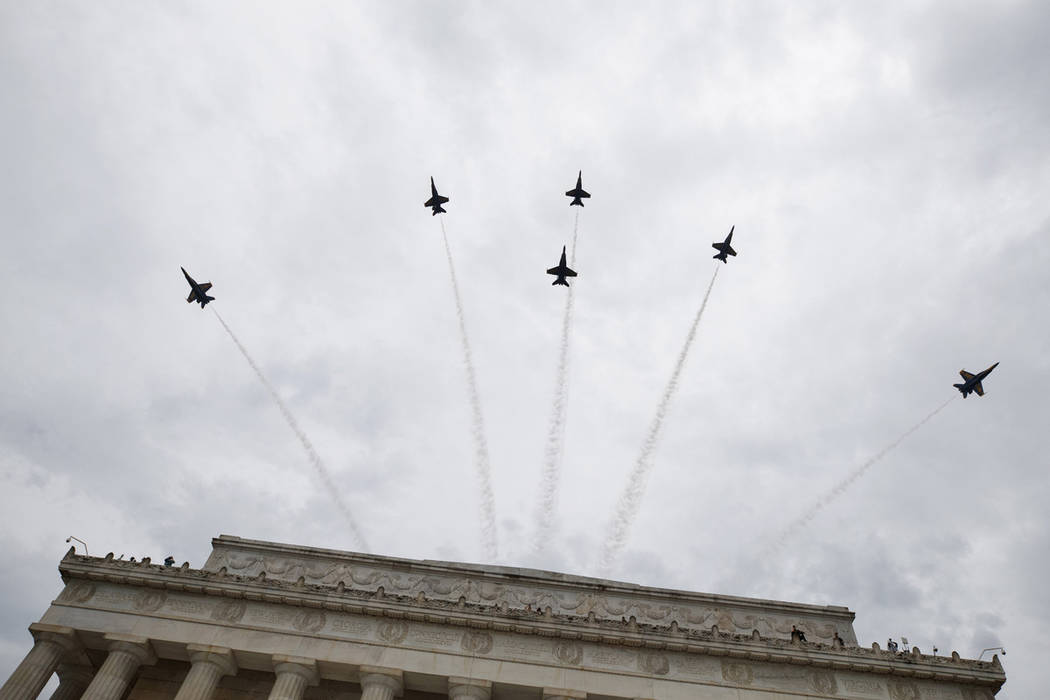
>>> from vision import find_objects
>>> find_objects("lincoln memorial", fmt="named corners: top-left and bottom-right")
top-left (0, 535), bottom-right (1005, 700)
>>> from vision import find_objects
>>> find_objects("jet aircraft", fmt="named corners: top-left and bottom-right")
top-left (546, 246), bottom-right (577, 287)
top-left (712, 226), bottom-right (737, 263)
top-left (181, 267), bottom-right (215, 308)
top-left (953, 362), bottom-right (999, 398)
top-left (424, 177), bottom-right (449, 215)
top-left (565, 171), bottom-right (590, 207)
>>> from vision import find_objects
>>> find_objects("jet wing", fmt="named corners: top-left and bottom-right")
top-left (186, 291), bottom-right (197, 303)
top-left (546, 266), bottom-right (560, 275)
top-left (199, 282), bottom-right (212, 292)
top-left (564, 269), bottom-right (577, 277)
top-left (973, 382), bottom-right (985, 397)
top-left (959, 370), bottom-right (975, 380)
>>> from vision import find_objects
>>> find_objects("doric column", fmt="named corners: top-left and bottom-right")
top-left (79, 635), bottom-right (155, 700)
top-left (0, 624), bottom-right (79, 700)
top-left (448, 678), bottom-right (490, 700)
top-left (359, 667), bottom-right (402, 700)
top-left (267, 657), bottom-right (318, 700)
top-left (543, 690), bottom-right (585, 700)
top-left (173, 646), bottom-right (237, 700)
top-left (48, 666), bottom-right (94, 700)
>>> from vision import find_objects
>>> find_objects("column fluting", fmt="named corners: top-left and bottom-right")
top-left (0, 625), bottom-right (79, 700)
top-left (48, 666), bottom-right (94, 700)
top-left (172, 646), bottom-right (237, 700)
top-left (266, 657), bottom-right (318, 700)
top-left (448, 677), bottom-right (491, 700)
top-left (79, 636), bottom-right (155, 700)
top-left (359, 667), bottom-right (403, 700)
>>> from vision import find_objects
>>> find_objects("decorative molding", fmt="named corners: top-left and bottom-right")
top-left (54, 551), bottom-right (1004, 692)
top-left (202, 541), bottom-right (856, 645)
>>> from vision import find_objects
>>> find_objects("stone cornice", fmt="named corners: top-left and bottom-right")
top-left (56, 549), bottom-right (1005, 691)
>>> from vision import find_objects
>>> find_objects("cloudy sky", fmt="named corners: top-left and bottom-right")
top-left (1, 2), bottom-right (1046, 697)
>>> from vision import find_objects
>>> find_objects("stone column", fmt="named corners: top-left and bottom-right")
top-left (0, 624), bottom-right (79, 700)
top-left (80, 635), bottom-right (155, 700)
top-left (543, 690), bottom-right (586, 700)
top-left (359, 667), bottom-right (402, 700)
top-left (173, 646), bottom-right (237, 700)
top-left (447, 678), bottom-right (490, 700)
top-left (267, 657), bottom-right (318, 700)
top-left (48, 666), bottom-right (94, 700)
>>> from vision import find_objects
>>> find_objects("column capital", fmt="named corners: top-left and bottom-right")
top-left (272, 656), bottom-right (318, 687)
top-left (543, 690), bottom-right (586, 700)
top-left (359, 667), bottom-right (403, 697)
top-left (29, 624), bottom-right (80, 654)
top-left (102, 634), bottom-right (156, 666)
top-left (186, 645), bottom-right (237, 677)
top-left (448, 678), bottom-right (491, 700)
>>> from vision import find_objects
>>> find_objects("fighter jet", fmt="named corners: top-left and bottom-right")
top-left (712, 226), bottom-right (737, 263)
top-left (181, 267), bottom-right (215, 308)
top-left (953, 362), bottom-right (999, 398)
top-left (424, 177), bottom-right (449, 215)
top-left (565, 171), bottom-right (590, 207)
top-left (546, 246), bottom-right (577, 287)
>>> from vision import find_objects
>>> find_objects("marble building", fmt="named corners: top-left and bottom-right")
top-left (0, 535), bottom-right (1005, 700)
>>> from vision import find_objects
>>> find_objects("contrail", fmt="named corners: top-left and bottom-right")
top-left (768, 395), bottom-right (957, 552)
top-left (532, 210), bottom-right (581, 554)
top-left (598, 264), bottom-right (721, 574)
top-left (213, 310), bottom-right (370, 551)
top-left (440, 217), bottom-right (499, 560)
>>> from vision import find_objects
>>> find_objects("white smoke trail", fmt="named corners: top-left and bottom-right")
top-left (532, 210), bottom-right (581, 553)
top-left (598, 265), bottom-right (721, 575)
top-left (768, 395), bottom-right (957, 552)
top-left (440, 218), bottom-right (499, 560)
top-left (213, 311), bottom-right (370, 551)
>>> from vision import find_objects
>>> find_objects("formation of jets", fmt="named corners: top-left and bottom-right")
top-left (181, 171), bottom-right (1003, 399)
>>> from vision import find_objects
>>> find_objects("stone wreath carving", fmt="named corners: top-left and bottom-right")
top-left (460, 631), bottom-right (493, 655)
top-left (552, 640), bottom-right (583, 666)
top-left (292, 610), bottom-right (327, 634)
top-left (639, 652), bottom-right (670, 676)
top-left (810, 670), bottom-right (837, 695)
top-left (720, 660), bottom-right (754, 685)
top-left (59, 581), bottom-right (96, 604)
top-left (133, 590), bottom-right (167, 612)
top-left (378, 621), bottom-right (408, 644)
top-left (211, 600), bottom-right (247, 623)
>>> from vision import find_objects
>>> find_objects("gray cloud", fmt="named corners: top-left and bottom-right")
top-left (1, 3), bottom-right (1046, 697)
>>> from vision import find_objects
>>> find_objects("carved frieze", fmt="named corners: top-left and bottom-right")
top-left (204, 545), bottom-right (855, 644)
top-left (58, 581), bottom-right (96, 604)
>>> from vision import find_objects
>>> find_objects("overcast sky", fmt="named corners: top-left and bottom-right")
top-left (1, 3), bottom-right (1047, 697)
